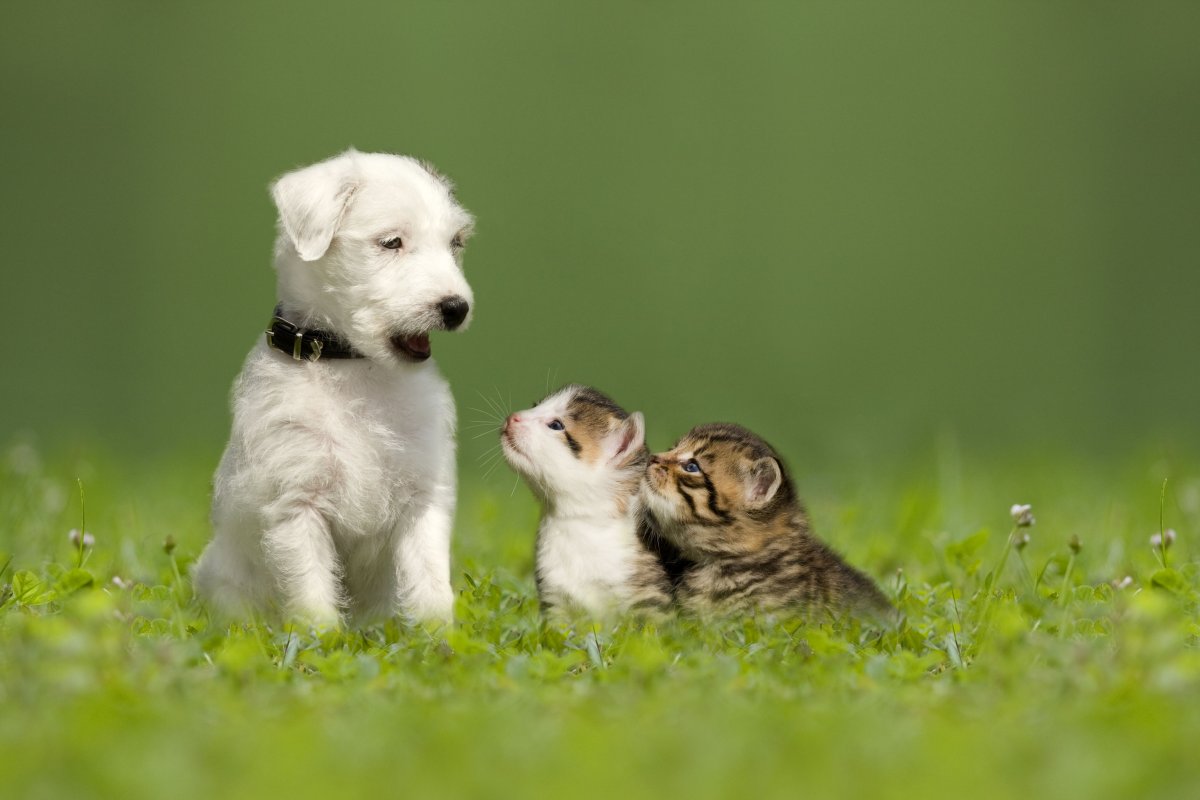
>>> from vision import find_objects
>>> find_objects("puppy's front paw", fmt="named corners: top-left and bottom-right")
top-left (401, 584), bottom-right (455, 626)
top-left (285, 603), bottom-right (343, 631)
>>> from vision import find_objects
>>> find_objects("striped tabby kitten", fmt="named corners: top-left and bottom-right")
top-left (641, 423), bottom-right (890, 617)
top-left (500, 385), bottom-right (673, 616)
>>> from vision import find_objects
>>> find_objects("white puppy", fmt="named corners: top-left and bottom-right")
top-left (194, 149), bottom-right (474, 626)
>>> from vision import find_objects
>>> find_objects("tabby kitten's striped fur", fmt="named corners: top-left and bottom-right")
top-left (641, 423), bottom-right (891, 617)
top-left (500, 385), bottom-right (674, 616)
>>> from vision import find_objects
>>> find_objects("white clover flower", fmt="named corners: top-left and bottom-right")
top-left (68, 529), bottom-right (95, 548)
top-left (1013, 532), bottom-right (1031, 550)
top-left (1114, 575), bottom-right (1133, 590)
top-left (111, 576), bottom-right (131, 590)
top-left (1150, 529), bottom-right (1177, 549)
top-left (1010, 504), bottom-right (1035, 528)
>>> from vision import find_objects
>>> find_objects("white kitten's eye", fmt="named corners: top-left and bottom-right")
top-left (381, 236), bottom-right (403, 250)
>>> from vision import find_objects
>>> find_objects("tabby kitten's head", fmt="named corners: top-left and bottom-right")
top-left (641, 423), bottom-right (800, 560)
top-left (501, 384), bottom-right (646, 510)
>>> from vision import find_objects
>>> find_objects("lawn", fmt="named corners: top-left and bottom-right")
top-left (1, 441), bottom-right (1198, 799)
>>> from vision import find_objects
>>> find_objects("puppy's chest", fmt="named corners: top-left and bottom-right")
top-left (345, 386), bottom-right (433, 450)
top-left (325, 367), bottom-right (446, 448)
top-left (247, 357), bottom-right (453, 506)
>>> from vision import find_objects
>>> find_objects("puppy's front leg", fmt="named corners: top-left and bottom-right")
top-left (394, 479), bottom-right (456, 624)
top-left (262, 504), bottom-right (344, 625)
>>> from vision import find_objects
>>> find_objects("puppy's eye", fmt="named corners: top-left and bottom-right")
top-left (547, 420), bottom-right (565, 431)
top-left (381, 236), bottom-right (404, 250)
top-left (683, 459), bottom-right (701, 473)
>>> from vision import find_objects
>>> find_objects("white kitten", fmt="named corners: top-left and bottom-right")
top-left (501, 384), bottom-right (673, 616)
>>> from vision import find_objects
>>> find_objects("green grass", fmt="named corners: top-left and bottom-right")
top-left (2, 442), bottom-right (1199, 799)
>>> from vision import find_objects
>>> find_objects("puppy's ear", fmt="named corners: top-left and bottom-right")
top-left (270, 152), bottom-right (360, 261)
top-left (605, 412), bottom-right (646, 465)
top-left (743, 457), bottom-right (783, 509)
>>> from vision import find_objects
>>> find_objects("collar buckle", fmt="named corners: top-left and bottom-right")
top-left (265, 307), bottom-right (361, 363)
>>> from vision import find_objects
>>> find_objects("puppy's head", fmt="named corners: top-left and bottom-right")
top-left (270, 149), bottom-right (475, 363)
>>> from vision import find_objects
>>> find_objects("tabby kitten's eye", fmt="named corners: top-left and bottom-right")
top-left (683, 459), bottom-right (701, 473)
top-left (548, 420), bottom-right (565, 431)
top-left (381, 236), bottom-right (404, 250)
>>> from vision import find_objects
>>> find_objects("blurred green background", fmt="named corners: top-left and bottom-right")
top-left (4, 7), bottom-right (1200, 798)
top-left (2, 1), bottom-right (1197, 473)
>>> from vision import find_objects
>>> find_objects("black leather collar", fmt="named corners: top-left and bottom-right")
top-left (265, 306), bottom-right (364, 362)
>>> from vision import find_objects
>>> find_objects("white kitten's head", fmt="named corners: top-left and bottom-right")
top-left (270, 149), bottom-right (475, 363)
top-left (501, 385), bottom-right (646, 513)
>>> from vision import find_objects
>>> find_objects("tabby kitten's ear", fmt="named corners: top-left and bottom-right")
top-left (744, 457), bottom-right (783, 509)
top-left (604, 412), bottom-right (645, 465)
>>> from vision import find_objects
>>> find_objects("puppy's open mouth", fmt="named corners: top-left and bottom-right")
top-left (390, 333), bottom-right (432, 361)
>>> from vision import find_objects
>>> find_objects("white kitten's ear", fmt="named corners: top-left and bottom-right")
top-left (270, 152), bottom-right (360, 261)
top-left (606, 412), bottom-right (645, 465)
top-left (744, 457), bottom-right (783, 509)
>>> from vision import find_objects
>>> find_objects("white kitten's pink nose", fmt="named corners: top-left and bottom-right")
top-left (504, 413), bottom-right (522, 433)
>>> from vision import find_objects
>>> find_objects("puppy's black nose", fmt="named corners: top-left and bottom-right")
top-left (438, 296), bottom-right (470, 330)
